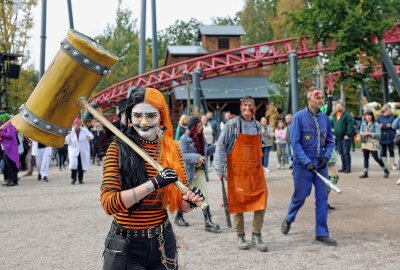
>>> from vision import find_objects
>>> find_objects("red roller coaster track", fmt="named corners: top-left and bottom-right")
top-left (90, 23), bottom-right (400, 110)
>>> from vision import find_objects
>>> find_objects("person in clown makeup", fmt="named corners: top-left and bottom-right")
top-left (101, 87), bottom-right (204, 270)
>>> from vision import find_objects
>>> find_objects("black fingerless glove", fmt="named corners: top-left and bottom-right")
top-left (152, 168), bottom-right (178, 190)
top-left (184, 187), bottom-right (205, 209)
top-left (306, 162), bottom-right (316, 173)
top-left (317, 157), bottom-right (329, 169)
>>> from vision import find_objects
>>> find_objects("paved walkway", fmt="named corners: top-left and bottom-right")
top-left (0, 150), bottom-right (399, 269)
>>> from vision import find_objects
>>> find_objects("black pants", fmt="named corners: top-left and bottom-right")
top-left (363, 149), bottom-right (384, 169)
top-left (126, 223), bottom-right (178, 270)
top-left (71, 154), bottom-right (84, 182)
top-left (4, 154), bottom-right (19, 184)
top-left (381, 142), bottom-right (394, 158)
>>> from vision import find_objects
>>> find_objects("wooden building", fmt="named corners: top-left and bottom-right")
top-left (165, 25), bottom-right (277, 122)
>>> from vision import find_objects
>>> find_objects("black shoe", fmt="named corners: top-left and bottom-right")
top-left (174, 212), bottom-right (189, 227)
top-left (328, 204), bottom-right (336, 210)
top-left (359, 172), bottom-right (368, 178)
top-left (37, 174), bottom-right (41, 180)
top-left (281, 218), bottom-right (291, 235)
top-left (315, 236), bottom-right (337, 246)
top-left (384, 169), bottom-right (390, 178)
top-left (203, 207), bottom-right (221, 233)
top-left (79, 181), bottom-right (84, 184)
top-left (338, 168), bottom-right (346, 173)
top-left (6, 182), bottom-right (15, 187)
top-left (43, 177), bottom-right (48, 182)
top-left (71, 180), bottom-right (76, 185)
top-left (344, 170), bottom-right (351, 174)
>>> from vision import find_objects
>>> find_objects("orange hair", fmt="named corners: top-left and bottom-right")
top-left (144, 88), bottom-right (186, 213)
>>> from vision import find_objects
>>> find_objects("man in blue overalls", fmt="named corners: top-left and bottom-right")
top-left (281, 87), bottom-right (337, 246)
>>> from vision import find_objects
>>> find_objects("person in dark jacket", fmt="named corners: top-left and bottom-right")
top-left (331, 102), bottom-right (353, 173)
top-left (376, 105), bottom-right (397, 170)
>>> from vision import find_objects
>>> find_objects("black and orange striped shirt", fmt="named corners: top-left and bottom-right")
top-left (100, 139), bottom-right (188, 229)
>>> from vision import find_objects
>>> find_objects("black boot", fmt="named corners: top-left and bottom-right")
top-left (359, 171), bottom-right (368, 178)
top-left (174, 211), bottom-right (189, 227)
top-left (383, 168), bottom-right (390, 178)
top-left (203, 207), bottom-right (221, 233)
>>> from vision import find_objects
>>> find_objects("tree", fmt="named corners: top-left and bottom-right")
top-left (0, 0), bottom-right (38, 113)
top-left (240, 0), bottom-right (277, 45)
top-left (289, 0), bottom-right (400, 83)
top-left (95, 0), bottom-right (141, 92)
top-left (8, 65), bottom-right (39, 113)
top-left (0, 0), bottom-right (37, 64)
top-left (212, 14), bottom-right (241, 25)
top-left (156, 18), bottom-right (202, 67)
top-left (269, 0), bottom-right (305, 39)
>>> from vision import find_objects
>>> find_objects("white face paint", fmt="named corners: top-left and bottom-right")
top-left (131, 102), bottom-right (160, 141)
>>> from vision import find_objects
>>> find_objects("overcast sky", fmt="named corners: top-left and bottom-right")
top-left (28, 0), bottom-right (245, 70)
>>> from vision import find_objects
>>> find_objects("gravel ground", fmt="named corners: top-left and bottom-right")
top-left (0, 150), bottom-right (399, 270)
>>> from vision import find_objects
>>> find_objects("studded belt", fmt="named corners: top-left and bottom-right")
top-left (111, 219), bottom-right (170, 239)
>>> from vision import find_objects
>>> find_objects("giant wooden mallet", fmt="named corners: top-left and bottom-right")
top-left (11, 29), bottom-right (207, 209)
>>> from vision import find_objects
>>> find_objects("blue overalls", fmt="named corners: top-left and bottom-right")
top-left (286, 108), bottom-right (335, 237)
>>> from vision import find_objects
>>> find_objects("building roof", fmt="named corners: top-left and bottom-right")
top-left (167, 45), bottom-right (209, 56)
top-left (198, 25), bottom-right (245, 37)
top-left (173, 76), bottom-right (277, 100)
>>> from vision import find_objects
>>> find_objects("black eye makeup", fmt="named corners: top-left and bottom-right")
top-left (131, 112), bottom-right (159, 119)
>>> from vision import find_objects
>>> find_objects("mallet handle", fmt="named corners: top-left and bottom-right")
top-left (78, 97), bottom-right (208, 209)
top-left (313, 169), bottom-right (342, 194)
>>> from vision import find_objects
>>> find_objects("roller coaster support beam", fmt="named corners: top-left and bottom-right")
top-left (289, 51), bottom-right (299, 113)
top-left (381, 44), bottom-right (400, 98)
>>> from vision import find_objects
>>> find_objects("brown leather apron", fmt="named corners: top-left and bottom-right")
top-left (227, 120), bottom-right (268, 214)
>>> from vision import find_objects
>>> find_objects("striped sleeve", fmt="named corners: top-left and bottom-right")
top-left (100, 141), bottom-right (128, 215)
top-left (174, 140), bottom-right (190, 188)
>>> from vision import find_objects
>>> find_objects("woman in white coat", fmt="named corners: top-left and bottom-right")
top-left (66, 118), bottom-right (94, 184)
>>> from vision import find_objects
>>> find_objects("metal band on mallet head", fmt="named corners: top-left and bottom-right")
top-left (12, 29), bottom-right (118, 147)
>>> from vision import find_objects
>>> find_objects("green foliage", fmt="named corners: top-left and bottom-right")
top-left (8, 65), bottom-right (39, 114)
top-left (240, 0), bottom-right (277, 44)
top-left (289, 0), bottom-right (400, 83)
top-left (94, 1), bottom-right (141, 92)
top-left (157, 18), bottom-right (202, 66)
top-left (212, 14), bottom-right (241, 25)
top-left (0, 0), bottom-right (38, 64)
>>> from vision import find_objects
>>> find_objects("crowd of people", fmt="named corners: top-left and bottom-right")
top-left (2, 85), bottom-right (400, 268)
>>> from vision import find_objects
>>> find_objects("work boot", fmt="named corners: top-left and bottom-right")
top-left (315, 236), bottom-right (337, 246)
top-left (174, 211), bottom-right (189, 227)
top-left (203, 207), bottom-right (221, 233)
top-left (251, 233), bottom-right (268, 252)
top-left (281, 218), bottom-right (291, 235)
top-left (383, 168), bottom-right (390, 178)
top-left (359, 170), bottom-right (368, 178)
top-left (237, 234), bottom-right (250, 250)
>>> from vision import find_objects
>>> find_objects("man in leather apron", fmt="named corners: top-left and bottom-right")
top-left (215, 96), bottom-right (268, 252)
top-left (280, 88), bottom-right (337, 246)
